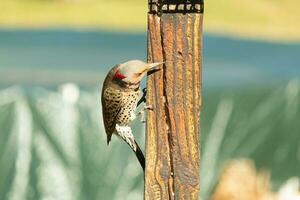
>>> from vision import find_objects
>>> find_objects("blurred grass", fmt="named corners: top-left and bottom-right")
top-left (0, 0), bottom-right (147, 32)
top-left (204, 0), bottom-right (300, 41)
top-left (0, 0), bottom-right (299, 41)
top-left (0, 81), bottom-right (300, 199)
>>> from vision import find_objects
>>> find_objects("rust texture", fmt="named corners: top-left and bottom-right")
top-left (145, 2), bottom-right (203, 199)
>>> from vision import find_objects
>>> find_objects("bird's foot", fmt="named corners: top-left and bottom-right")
top-left (138, 104), bottom-right (153, 123)
top-left (137, 88), bottom-right (147, 108)
top-left (144, 105), bottom-right (153, 111)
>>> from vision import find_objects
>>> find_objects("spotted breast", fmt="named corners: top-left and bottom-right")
top-left (102, 86), bottom-right (140, 144)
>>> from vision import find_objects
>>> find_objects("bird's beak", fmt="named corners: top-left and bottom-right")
top-left (145, 62), bottom-right (164, 76)
top-left (146, 62), bottom-right (164, 71)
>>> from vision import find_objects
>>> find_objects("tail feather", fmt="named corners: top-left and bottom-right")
top-left (124, 137), bottom-right (145, 171)
top-left (115, 124), bottom-right (145, 171)
top-left (133, 140), bottom-right (145, 171)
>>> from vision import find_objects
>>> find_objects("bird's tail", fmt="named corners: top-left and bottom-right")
top-left (132, 139), bottom-right (145, 171)
top-left (115, 125), bottom-right (145, 171)
top-left (124, 137), bottom-right (145, 171)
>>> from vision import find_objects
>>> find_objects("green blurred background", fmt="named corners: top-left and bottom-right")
top-left (0, 0), bottom-right (299, 200)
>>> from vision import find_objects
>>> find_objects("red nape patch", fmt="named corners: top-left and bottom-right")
top-left (114, 71), bottom-right (126, 79)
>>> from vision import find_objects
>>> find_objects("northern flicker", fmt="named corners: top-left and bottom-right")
top-left (101, 60), bottom-right (162, 170)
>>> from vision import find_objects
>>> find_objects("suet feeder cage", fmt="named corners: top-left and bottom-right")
top-left (148, 0), bottom-right (204, 14)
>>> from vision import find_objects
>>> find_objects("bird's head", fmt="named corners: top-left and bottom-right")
top-left (113, 60), bottom-right (163, 86)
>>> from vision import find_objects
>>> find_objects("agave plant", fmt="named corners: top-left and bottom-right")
top-left (0, 80), bottom-right (299, 200)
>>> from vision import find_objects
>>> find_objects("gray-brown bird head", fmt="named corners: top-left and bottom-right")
top-left (113, 60), bottom-right (163, 87)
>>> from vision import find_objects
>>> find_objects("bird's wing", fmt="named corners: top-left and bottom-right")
top-left (101, 86), bottom-right (123, 144)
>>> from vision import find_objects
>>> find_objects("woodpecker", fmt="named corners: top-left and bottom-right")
top-left (101, 60), bottom-right (162, 170)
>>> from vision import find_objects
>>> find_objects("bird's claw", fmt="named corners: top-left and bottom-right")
top-left (144, 105), bottom-right (153, 111)
top-left (142, 87), bottom-right (147, 94)
top-left (138, 104), bottom-right (153, 123)
top-left (137, 88), bottom-right (147, 107)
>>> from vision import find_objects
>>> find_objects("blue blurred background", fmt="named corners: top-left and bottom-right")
top-left (0, 0), bottom-right (299, 200)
